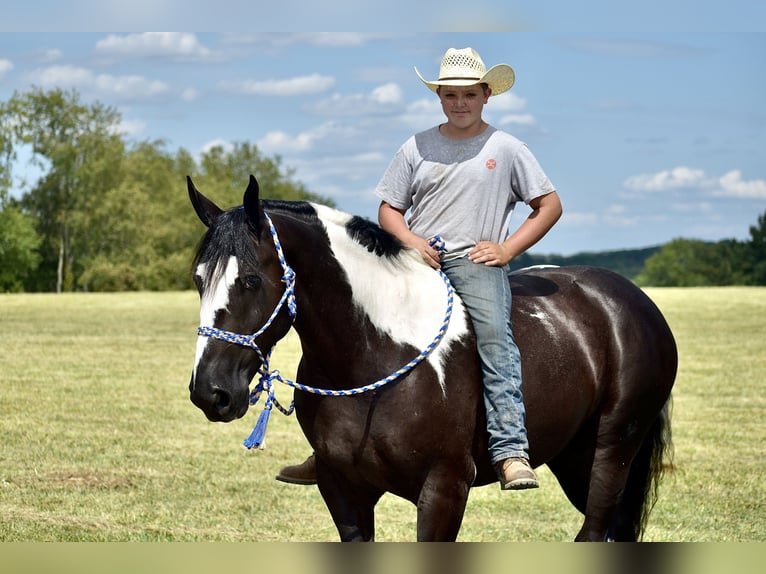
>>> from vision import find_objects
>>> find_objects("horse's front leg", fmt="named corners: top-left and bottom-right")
top-left (316, 460), bottom-right (382, 541)
top-left (416, 465), bottom-right (473, 541)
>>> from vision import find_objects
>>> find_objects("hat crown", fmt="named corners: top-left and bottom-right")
top-left (439, 48), bottom-right (486, 80)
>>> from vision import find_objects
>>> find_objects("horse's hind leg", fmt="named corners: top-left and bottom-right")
top-left (573, 395), bottom-right (673, 542)
top-left (608, 403), bottom-right (673, 541)
top-left (574, 415), bottom-right (661, 542)
top-left (548, 416), bottom-right (640, 541)
top-left (416, 466), bottom-right (472, 541)
top-left (573, 443), bottom-right (630, 540)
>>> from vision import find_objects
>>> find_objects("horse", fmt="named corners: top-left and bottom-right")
top-left (187, 174), bottom-right (677, 542)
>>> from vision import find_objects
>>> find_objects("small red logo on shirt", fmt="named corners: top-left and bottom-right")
top-left (485, 159), bottom-right (497, 170)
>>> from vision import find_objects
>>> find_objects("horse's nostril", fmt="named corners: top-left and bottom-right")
top-left (213, 389), bottom-right (231, 411)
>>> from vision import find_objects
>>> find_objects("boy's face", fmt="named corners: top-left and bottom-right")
top-left (437, 84), bottom-right (491, 131)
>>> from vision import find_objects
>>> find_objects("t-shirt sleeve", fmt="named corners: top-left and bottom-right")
top-left (375, 142), bottom-right (415, 211)
top-left (511, 144), bottom-right (556, 204)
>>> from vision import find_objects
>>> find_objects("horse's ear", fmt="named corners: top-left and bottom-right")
top-left (243, 174), bottom-right (264, 236)
top-left (187, 176), bottom-right (222, 228)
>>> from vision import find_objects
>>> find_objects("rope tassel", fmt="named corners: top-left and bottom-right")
top-left (243, 401), bottom-right (272, 450)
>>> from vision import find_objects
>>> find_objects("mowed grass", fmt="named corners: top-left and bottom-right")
top-left (0, 287), bottom-right (764, 541)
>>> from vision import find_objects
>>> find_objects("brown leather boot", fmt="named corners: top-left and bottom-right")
top-left (496, 457), bottom-right (539, 490)
top-left (275, 453), bottom-right (317, 485)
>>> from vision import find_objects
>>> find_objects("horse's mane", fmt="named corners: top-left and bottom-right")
top-left (192, 200), bottom-right (405, 288)
top-left (345, 215), bottom-right (404, 258)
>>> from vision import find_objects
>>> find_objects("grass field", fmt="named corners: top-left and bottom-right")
top-left (0, 287), bottom-right (764, 542)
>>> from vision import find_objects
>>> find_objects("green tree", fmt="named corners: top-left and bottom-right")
top-left (0, 196), bottom-right (41, 292)
top-left (9, 88), bottom-right (124, 292)
top-left (0, 101), bottom-right (14, 193)
top-left (193, 141), bottom-right (335, 208)
top-left (0, 103), bottom-right (40, 291)
top-left (77, 140), bottom-right (337, 292)
top-left (747, 211), bottom-right (766, 285)
top-left (636, 238), bottom-right (750, 286)
top-left (79, 140), bottom-right (197, 291)
top-left (637, 239), bottom-right (702, 286)
top-left (2, 88), bottom-right (339, 292)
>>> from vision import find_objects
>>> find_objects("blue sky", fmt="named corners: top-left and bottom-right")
top-left (1, 31), bottom-right (764, 256)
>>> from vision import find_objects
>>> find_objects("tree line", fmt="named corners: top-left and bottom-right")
top-left (511, 214), bottom-right (766, 288)
top-left (0, 88), bottom-right (333, 293)
top-left (1, 87), bottom-right (764, 292)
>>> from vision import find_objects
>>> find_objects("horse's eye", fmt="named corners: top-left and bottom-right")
top-left (243, 274), bottom-right (262, 290)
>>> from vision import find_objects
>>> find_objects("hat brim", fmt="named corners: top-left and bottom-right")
top-left (415, 63), bottom-right (515, 96)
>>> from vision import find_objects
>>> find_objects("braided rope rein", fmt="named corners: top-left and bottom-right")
top-left (196, 213), bottom-right (453, 449)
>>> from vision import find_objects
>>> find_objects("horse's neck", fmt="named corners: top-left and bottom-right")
top-left (287, 232), bottom-right (469, 387)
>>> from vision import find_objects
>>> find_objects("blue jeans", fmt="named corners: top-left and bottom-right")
top-left (441, 257), bottom-right (529, 465)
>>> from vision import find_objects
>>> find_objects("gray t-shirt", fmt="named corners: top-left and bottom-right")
top-left (375, 125), bottom-right (556, 260)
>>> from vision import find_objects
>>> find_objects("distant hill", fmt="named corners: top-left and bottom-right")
top-left (508, 246), bottom-right (662, 280)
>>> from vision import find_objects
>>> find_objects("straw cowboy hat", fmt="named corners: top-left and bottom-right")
top-left (415, 47), bottom-right (515, 96)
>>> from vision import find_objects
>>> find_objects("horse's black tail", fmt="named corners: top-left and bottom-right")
top-left (613, 396), bottom-right (675, 541)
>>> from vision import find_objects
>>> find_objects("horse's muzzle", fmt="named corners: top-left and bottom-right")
top-left (188, 374), bottom-right (249, 422)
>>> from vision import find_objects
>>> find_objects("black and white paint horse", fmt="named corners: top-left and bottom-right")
top-left (188, 175), bottom-right (676, 541)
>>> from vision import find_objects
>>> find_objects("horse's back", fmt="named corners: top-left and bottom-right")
top-left (506, 266), bottom-right (677, 466)
top-left (510, 265), bottom-right (676, 371)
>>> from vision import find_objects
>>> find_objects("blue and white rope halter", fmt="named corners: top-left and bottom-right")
top-left (197, 212), bottom-right (454, 449)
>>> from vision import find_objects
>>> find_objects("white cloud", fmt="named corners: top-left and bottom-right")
top-left (200, 138), bottom-right (234, 156)
top-left (562, 208), bottom-right (639, 229)
top-left (259, 130), bottom-right (316, 153)
top-left (0, 59), bottom-right (13, 80)
top-left (181, 87), bottom-right (200, 102)
top-left (370, 83), bottom-right (403, 105)
top-left (35, 49), bottom-right (62, 64)
top-left (399, 97), bottom-right (444, 130)
top-left (257, 122), bottom-right (358, 154)
top-left (499, 113), bottom-right (536, 127)
top-left (310, 82), bottom-right (403, 116)
top-left (488, 92), bottom-right (527, 112)
top-left (486, 92), bottom-right (537, 128)
top-left (624, 166), bottom-right (766, 199)
top-left (219, 74), bottom-right (335, 96)
top-left (623, 166), bottom-right (708, 192)
top-left (95, 74), bottom-right (168, 98)
top-left (115, 118), bottom-right (146, 138)
top-left (716, 170), bottom-right (766, 199)
top-left (27, 65), bottom-right (170, 100)
top-left (95, 32), bottom-right (214, 61)
top-left (31, 64), bottom-right (91, 85)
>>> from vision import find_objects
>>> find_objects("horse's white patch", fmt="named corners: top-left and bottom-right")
top-left (192, 256), bottom-right (239, 380)
top-left (526, 306), bottom-right (557, 341)
top-left (311, 204), bottom-right (470, 395)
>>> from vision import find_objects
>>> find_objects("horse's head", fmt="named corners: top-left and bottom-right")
top-left (187, 175), bottom-right (295, 422)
